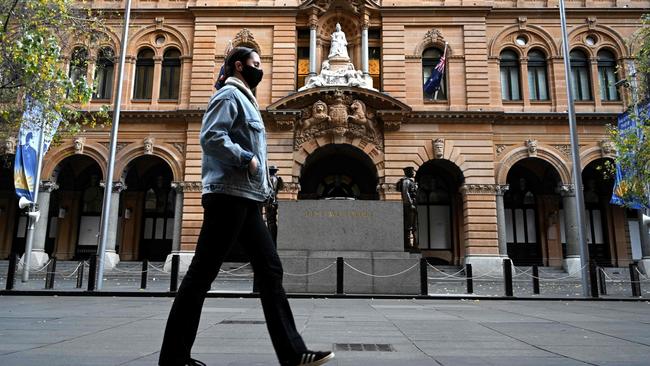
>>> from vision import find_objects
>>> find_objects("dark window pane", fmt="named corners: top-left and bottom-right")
top-left (93, 47), bottom-right (114, 100)
top-left (500, 50), bottom-right (521, 101)
top-left (134, 48), bottom-right (154, 99)
top-left (160, 48), bottom-right (181, 100)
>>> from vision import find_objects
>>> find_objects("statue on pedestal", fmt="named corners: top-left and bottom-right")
top-left (265, 166), bottom-right (284, 246)
top-left (328, 23), bottom-right (349, 59)
top-left (397, 167), bottom-right (419, 252)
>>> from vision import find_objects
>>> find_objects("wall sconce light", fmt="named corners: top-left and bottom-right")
top-left (58, 207), bottom-right (67, 219)
top-left (124, 208), bottom-right (132, 220)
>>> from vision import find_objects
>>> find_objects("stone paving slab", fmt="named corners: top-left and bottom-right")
top-left (0, 297), bottom-right (649, 366)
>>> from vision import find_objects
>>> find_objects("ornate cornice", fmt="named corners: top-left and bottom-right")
top-left (173, 181), bottom-right (202, 193)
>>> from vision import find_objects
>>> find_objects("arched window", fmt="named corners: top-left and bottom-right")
top-left (570, 50), bottom-right (592, 101)
top-left (69, 47), bottom-right (88, 84)
top-left (159, 48), bottom-right (181, 100)
top-left (93, 47), bottom-right (114, 100)
top-left (422, 47), bottom-right (447, 100)
top-left (133, 48), bottom-right (154, 100)
top-left (527, 49), bottom-right (548, 101)
top-left (500, 50), bottom-right (521, 101)
top-left (597, 50), bottom-right (619, 101)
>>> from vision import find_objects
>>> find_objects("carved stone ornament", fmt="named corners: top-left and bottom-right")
top-left (424, 28), bottom-right (444, 46)
top-left (558, 184), bottom-right (576, 197)
top-left (174, 181), bottom-right (202, 192)
top-left (294, 93), bottom-right (383, 151)
top-left (233, 28), bottom-right (261, 52)
top-left (599, 139), bottom-right (615, 156)
top-left (525, 139), bottom-right (538, 157)
top-left (495, 184), bottom-right (510, 196)
top-left (73, 137), bottom-right (86, 154)
top-left (39, 180), bottom-right (60, 193)
top-left (432, 138), bottom-right (445, 159)
top-left (495, 144), bottom-right (507, 156)
top-left (143, 137), bottom-right (155, 155)
top-left (553, 144), bottom-right (571, 158)
top-left (460, 184), bottom-right (501, 195)
top-left (279, 182), bottom-right (301, 194)
top-left (517, 16), bottom-right (528, 30)
top-left (3, 136), bottom-right (16, 155)
top-left (172, 142), bottom-right (185, 155)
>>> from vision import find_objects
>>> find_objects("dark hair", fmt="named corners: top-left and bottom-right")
top-left (215, 46), bottom-right (257, 89)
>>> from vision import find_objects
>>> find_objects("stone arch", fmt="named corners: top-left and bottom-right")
top-left (127, 24), bottom-right (190, 58)
top-left (42, 142), bottom-right (108, 181)
top-left (413, 29), bottom-right (454, 57)
top-left (293, 137), bottom-right (383, 181)
top-left (580, 144), bottom-right (615, 168)
top-left (114, 142), bottom-right (183, 182)
top-left (565, 24), bottom-right (630, 59)
top-left (489, 24), bottom-right (559, 59)
top-left (496, 145), bottom-right (571, 185)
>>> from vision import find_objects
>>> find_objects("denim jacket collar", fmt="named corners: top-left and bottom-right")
top-left (225, 77), bottom-right (259, 109)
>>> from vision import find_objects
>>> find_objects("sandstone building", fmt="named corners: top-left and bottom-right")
top-left (1, 0), bottom-right (648, 277)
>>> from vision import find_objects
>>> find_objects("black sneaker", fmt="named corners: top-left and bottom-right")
top-left (295, 350), bottom-right (335, 365)
top-left (186, 359), bottom-right (206, 366)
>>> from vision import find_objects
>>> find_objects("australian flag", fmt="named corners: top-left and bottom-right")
top-left (423, 50), bottom-right (447, 96)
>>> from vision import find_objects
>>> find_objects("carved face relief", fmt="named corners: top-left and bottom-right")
top-left (599, 139), bottom-right (615, 156)
top-left (3, 136), bottom-right (16, 155)
top-left (73, 137), bottom-right (85, 154)
top-left (144, 137), bottom-right (155, 155)
top-left (433, 138), bottom-right (444, 159)
top-left (313, 101), bottom-right (327, 116)
top-left (525, 139), bottom-right (538, 156)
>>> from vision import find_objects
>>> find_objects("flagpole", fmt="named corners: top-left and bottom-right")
top-left (559, 0), bottom-right (592, 296)
top-left (95, 0), bottom-right (131, 290)
top-left (21, 121), bottom-right (45, 282)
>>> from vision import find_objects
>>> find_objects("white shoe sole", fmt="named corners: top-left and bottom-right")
top-left (300, 352), bottom-right (335, 366)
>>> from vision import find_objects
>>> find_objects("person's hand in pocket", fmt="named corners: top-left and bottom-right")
top-left (248, 156), bottom-right (259, 175)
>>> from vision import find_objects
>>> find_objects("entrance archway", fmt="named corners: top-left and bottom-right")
top-left (53, 155), bottom-right (104, 259)
top-left (415, 160), bottom-right (465, 264)
top-left (0, 155), bottom-right (19, 258)
top-left (505, 158), bottom-right (562, 266)
top-left (299, 144), bottom-right (379, 200)
top-left (122, 156), bottom-right (175, 261)
top-left (582, 158), bottom-right (614, 266)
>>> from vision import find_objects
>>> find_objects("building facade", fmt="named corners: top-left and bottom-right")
top-left (0, 0), bottom-right (648, 273)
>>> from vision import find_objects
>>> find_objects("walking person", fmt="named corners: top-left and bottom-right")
top-left (158, 47), bottom-right (335, 366)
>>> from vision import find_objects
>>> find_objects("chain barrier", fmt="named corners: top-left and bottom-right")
top-left (22, 258), bottom-right (53, 273)
top-left (343, 261), bottom-right (419, 278)
top-left (599, 269), bottom-right (632, 284)
top-left (284, 261), bottom-right (337, 277)
top-left (635, 267), bottom-right (650, 282)
top-left (426, 263), bottom-right (466, 278)
top-left (510, 264), bottom-right (588, 282)
top-left (148, 262), bottom-right (168, 274)
top-left (427, 266), bottom-right (502, 281)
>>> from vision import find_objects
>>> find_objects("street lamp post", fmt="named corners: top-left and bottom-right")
top-left (95, 0), bottom-right (132, 290)
top-left (559, 0), bottom-right (592, 296)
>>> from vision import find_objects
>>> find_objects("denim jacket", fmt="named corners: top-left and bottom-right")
top-left (200, 78), bottom-right (271, 202)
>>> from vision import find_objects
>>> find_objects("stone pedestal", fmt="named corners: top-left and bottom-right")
top-left (18, 251), bottom-right (50, 272)
top-left (163, 251), bottom-right (194, 273)
top-left (464, 255), bottom-right (508, 277)
top-left (277, 200), bottom-right (418, 294)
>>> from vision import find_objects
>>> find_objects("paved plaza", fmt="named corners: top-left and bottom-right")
top-left (0, 296), bottom-right (649, 366)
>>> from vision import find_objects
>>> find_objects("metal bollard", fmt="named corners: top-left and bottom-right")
top-left (140, 259), bottom-right (148, 290)
top-left (589, 260), bottom-right (599, 298)
top-left (336, 257), bottom-right (344, 294)
top-left (532, 265), bottom-right (540, 295)
top-left (598, 267), bottom-right (607, 295)
top-left (76, 261), bottom-right (85, 289)
top-left (503, 259), bottom-right (513, 297)
top-left (420, 258), bottom-right (428, 296)
top-left (466, 263), bottom-right (473, 294)
top-left (87, 255), bottom-right (97, 292)
top-left (6, 253), bottom-right (18, 290)
top-left (170, 255), bottom-right (180, 293)
top-left (45, 257), bottom-right (57, 289)
top-left (630, 263), bottom-right (642, 297)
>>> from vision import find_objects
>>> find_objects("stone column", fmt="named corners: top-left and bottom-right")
top-left (495, 184), bottom-right (510, 257)
top-left (308, 12), bottom-right (318, 77)
top-left (23, 181), bottom-right (59, 268)
top-left (103, 181), bottom-right (127, 269)
top-left (560, 184), bottom-right (581, 275)
top-left (164, 182), bottom-right (195, 273)
top-left (461, 184), bottom-right (503, 276)
top-left (637, 210), bottom-right (650, 273)
top-left (361, 22), bottom-right (369, 76)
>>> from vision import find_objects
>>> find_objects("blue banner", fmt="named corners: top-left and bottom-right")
top-left (13, 99), bottom-right (60, 204)
top-left (611, 101), bottom-right (649, 209)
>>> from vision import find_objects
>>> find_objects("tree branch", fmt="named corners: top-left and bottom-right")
top-left (2, 0), bottom-right (19, 33)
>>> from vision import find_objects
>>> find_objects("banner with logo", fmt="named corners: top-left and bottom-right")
top-left (13, 98), bottom-right (60, 204)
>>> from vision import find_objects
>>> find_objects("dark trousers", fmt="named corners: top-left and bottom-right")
top-left (159, 193), bottom-right (307, 366)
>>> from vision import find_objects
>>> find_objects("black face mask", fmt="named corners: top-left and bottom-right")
top-left (241, 64), bottom-right (263, 89)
